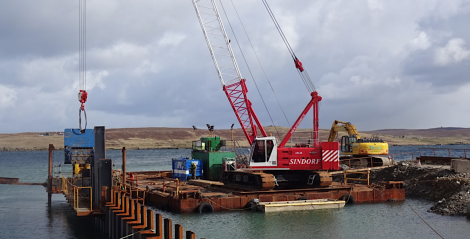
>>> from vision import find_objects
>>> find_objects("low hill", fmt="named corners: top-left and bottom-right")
top-left (1, 126), bottom-right (469, 151)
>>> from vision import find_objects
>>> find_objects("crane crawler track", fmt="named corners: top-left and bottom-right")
top-left (221, 171), bottom-right (276, 191)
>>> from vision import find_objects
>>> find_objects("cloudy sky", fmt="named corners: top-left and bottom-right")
top-left (1, 0), bottom-right (469, 134)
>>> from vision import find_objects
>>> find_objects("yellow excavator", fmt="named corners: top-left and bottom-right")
top-left (328, 120), bottom-right (390, 167)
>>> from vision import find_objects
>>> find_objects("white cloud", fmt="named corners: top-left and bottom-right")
top-left (85, 71), bottom-right (107, 91)
top-left (367, 0), bottom-right (384, 10)
top-left (434, 38), bottom-right (470, 66)
top-left (0, 85), bottom-right (17, 108)
top-left (409, 31), bottom-right (431, 50)
top-left (158, 32), bottom-right (187, 47)
top-left (91, 42), bottom-right (150, 68)
top-left (1, 0), bottom-right (470, 133)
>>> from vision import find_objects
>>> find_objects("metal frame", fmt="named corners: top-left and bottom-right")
top-left (278, 91), bottom-right (322, 148)
top-left (192, 0), bottom-right (266, 145)
top-left (192, 0), bottom-right (242, 86)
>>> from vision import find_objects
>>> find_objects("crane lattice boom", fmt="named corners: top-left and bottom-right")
top-left (192, 0), bottom-right (266, 144)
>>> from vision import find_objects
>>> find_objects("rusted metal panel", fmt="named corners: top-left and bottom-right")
top-left (355, 190), bottom-right (374, 202)
top-left (259, 195), bottom-right (274, 202)
top-left (272, 195), bottom-right (289, 202)
top-left (219, 197), bottom-right (241, 210)
top-left (208, 198), bottom-right (222, 211)
top-left (240, 196), bottom-right (256, 208)
top-left (307, 192), bottom-right (330, 200)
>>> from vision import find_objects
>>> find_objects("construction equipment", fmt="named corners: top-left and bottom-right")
top-left (328, 120), bottom-right (390, 167)
top-left (191, 0), bottom-right (339, 190)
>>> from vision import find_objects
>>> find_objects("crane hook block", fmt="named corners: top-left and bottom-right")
top-left (294, 58), bottom-right (304, 72)
top-left (78, 90), bottom-right (88, 111)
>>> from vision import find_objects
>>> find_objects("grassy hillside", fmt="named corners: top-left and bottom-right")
top-left (1, 127), bottom-right (469, 151)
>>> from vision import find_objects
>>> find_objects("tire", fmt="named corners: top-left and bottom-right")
top-left (197, 202), bottom-right (214, 213)
top-left (339, 194), bottom-right (355, 205)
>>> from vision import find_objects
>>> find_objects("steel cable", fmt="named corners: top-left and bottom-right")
top-left (78, 0), bottom-right (87, 132)
top-left (79, 107), bottom-right (87, 133)
top-left (230, 0), bottom-right (294, 140)
top-left (218, 0), bottom-right (280, 139)
top-left (261, 0), bottom-right (316, 93)
top-left (396, 189), bottom-right (445, 239)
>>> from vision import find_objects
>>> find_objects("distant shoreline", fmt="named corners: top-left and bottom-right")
top-left (2, 143), bottom-right (469, 152)
top-left (1, 127), bottom-right (470, 152)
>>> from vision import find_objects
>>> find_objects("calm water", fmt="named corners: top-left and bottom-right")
top-left (1, 145), bottom-right (469, 239)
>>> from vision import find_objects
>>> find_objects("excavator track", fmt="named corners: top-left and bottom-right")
top-left (221, 171), bottom-right (276, 191)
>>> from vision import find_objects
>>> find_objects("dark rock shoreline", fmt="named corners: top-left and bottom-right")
top-left (370, 161), bottom-right (470, 216)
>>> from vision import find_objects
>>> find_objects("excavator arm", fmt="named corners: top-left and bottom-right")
top-left (328, 120), bottom-right (361, 142)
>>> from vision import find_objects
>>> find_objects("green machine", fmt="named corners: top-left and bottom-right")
top-left (191, 136), bottom-right (236, 181)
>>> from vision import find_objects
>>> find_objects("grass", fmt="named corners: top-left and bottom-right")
top-left (1, 127), bottom-right (469, 151)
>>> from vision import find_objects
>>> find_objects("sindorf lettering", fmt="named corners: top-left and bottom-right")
top-left (289, 159), bottom-right (320, 164)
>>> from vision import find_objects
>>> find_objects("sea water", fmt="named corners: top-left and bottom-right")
top-left (0, 145), bottom-right (469, 239)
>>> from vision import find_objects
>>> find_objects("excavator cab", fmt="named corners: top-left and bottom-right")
top-left (340, 135), bottom-right (357, 153)
top-left (250, 137), bottom-right (278, 167)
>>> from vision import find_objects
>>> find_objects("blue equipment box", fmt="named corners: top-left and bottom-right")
top-left (64, 129), bottom-right (94, 164)
top-left (64, 129), bottom-right (94, 148)
top-left (172, 157), bottom-right (203, 181)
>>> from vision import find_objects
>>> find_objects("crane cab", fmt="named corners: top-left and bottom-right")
top-left (249, 137), bottom-right (278, 167)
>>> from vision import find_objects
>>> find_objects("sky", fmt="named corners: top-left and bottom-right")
top-left (0, 0), bottom-right (470, 134)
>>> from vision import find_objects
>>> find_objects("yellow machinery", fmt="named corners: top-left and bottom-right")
top-left (73, 163), bottom-right (90, 175)
top-left (328, 120), bottom-right (389, 167)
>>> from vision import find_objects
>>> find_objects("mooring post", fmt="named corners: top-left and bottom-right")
top-left (155, 213), bottom-right (163, 238)
top-left (125, 201), bottom-right (141, 236)
top-left (122, 147), bottom-right (126, 189)
top-left (101, 186), bottom-right (108, 208)
top-left (467, 200), bottom-right (470, 218)
top-left (164, 218), bottom-right (172, 239)
top-left (48, 144), bottom-right (54, 207)
top-left (175, 224), bottom-right (183, 239)
top-left (186, 231), bottom-right (196, 239)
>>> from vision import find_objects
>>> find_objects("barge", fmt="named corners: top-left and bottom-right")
top-left (123, 170), bottom-right (405, 213)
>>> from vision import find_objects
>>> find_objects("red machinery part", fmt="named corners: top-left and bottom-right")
top-left (79, 90), bottom-right (88, 111)
top-left (223, 79), bottom-right (267, 145)
top-left (278, 91), bottom-right (322, 148)
top-left (294, 58), bottom-right (304, 72)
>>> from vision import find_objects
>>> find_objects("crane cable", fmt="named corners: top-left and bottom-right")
top-left (228, 0), bottom-right (295, 141)
top-left (78, 0), bottom-right (88, 133)
top-left (218, 0), bottom-right (281, 140)
top-left (261, 0), bottom-right (316, 93)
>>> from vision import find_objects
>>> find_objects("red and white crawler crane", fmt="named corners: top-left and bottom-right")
top-left (191, 0), bottom-right (339, 189)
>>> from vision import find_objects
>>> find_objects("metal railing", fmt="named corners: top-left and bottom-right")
top-left (389, 152), bottom-right (414, 163)
top-left (62, 175), bottom-right (93, 215)
top-left (419, 148), bottom-right (469, 158)
top-left (162, 178), bottom-right (180, 196)
top-left (343, 169), bottom-right (370, 186)
top-left (111, 170), bottom-right (146, 205)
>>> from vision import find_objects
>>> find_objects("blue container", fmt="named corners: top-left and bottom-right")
top-left (64, 129), bottom-right (94, 148)
top-left (64, 129), bottom-right (95, 164)
top-left (172, 157), bottom-right (203, 181)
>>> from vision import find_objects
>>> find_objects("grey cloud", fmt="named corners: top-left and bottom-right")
top-left (1, 0), bottom-right (470, 134)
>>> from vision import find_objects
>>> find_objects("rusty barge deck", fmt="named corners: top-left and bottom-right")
top-left (123, 170), bottom-right (405, 213)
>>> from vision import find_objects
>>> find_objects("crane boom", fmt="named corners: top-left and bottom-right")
top-left (192, 0), bottom-right (267, 144)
